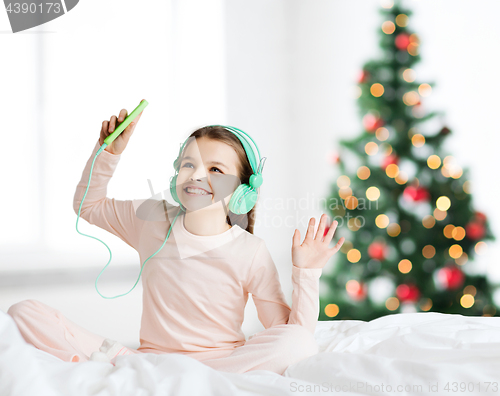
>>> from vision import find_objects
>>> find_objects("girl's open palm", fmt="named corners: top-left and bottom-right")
top-left (292, 214), bottom-right (345, 270)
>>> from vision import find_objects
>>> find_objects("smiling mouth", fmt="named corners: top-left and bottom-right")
top-left (184, 187), bottom-right (212, 196)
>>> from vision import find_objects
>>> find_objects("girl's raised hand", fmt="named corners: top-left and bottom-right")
top-left (99, 99), bottom-right (146, 155)
top-left (292, 214), bottom-right (345, 270)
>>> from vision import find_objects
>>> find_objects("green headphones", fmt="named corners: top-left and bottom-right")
top-left (169, 125), bottom-right (266, 215)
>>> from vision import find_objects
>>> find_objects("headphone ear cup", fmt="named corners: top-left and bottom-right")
top-left (170, 174), bottom-right (180, 205)
top-left (228, 184), bottom-right (258, 215)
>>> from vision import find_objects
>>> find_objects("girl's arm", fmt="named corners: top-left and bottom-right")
top-left (73, 138), bottom-right (153, 251)
top-left (245, 240), bottom-right (322, 334)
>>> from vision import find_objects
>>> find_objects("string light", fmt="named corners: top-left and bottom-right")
top-left (395, 171), bottom-right (409, 184)
top-left (449, 244), bottom-right (463, 259)
top-left (436, 196), bottom-right (451, 211)
top-left (460, 294), bottom-right (474, 308)
top-left (475, 241), bottom-right (487, 255)
top-left (395, 14), bottom-right (409, 27)
top-left (386, 297), bottom-right (400, 311)
top-left (419, 298), bottom-right (433, 311)
top-left (403, 91), bottom-right (420, 106)
top-left (422, 215), bottom-right (436, 228)
top-left (366, 186), bottom-right (381, 201)
top-left (463, 285), bottom-right (477, 296)
top-left (398, 259), bottom-right (412, 273)
top-left (348, 218), bottom-right (362, 231)
top-left (376, 127), bottom-right (389, 141)
top-left (376, 214), bottom-right (390, 228)
top-left (443, 224), bottom-right (455, 238)
top-left (411, 133), bottom-right (425, 147)
top-left (339, 187), bottom-right (353, 199)
top-left (347, 249), bottom-right (361, 263)
top-left (382, 21), bottom-right (396, 34)
top-left (433, 208), bottom-right (447, 221)
top-left (324, 304), bottom-right (339, 317)
top-left (402, 68), bottom-right (416, 82)
top-left (387, 223), bottom-right (401, 237)
top-left (337, 175), bottom-right (351, 188)
top-left (345, 196), bottom-right (359, 210)
top-left (422, 245), bottom-right (436, 258)
top-left (427, 154), bottom-right (441, 169)
top-left (365, 142), bottom-right (379, 155)
top-left (386, 164), bottom-right (399, 178)
top-left (456, 252), bottom-right (468, 265)
top-left (418, 83), bottom-right (432, 97)
top-left (452, 226), bottom-right (466, 241)
top-left (371, 83), bottom-right (385, 97)
top-left (357, 166), bottom-right (371, 180)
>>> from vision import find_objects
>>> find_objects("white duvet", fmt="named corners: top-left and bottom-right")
top-left (2, 310), bottom-right (500, 396)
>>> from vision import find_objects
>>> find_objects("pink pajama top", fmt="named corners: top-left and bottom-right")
top-left (73, 139), bottom-right (322, 358)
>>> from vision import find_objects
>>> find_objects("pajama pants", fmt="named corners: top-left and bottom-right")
top-left (7, 299), bottom-right (319, 375)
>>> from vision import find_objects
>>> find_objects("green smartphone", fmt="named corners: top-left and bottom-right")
top-left (103, 99), bottom-right (149, 146)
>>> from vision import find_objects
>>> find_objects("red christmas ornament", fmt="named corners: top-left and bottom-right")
top-left (396, 283), bottom-right (420, 302)
top-left (395, 33), bottom-right (411, 50)
top-left (474, 211), bottom-right (487, 223)
top-left (368, 242), bottom-right (387, 261)
top-left (381, 154), bottom-right (399, 170)
top-left (346, 281), bottom-right (367, 301)
top-left (436, 265), bottom-right (465, 290)
top-left (363, 114), bottom-right (385, 132)
top-left (465, 221), bottom-right (486, 240)
top-left (357, 70), bottom-right (371, 84)
top-left (439, 126), bottom-right (451, 136)
top-left (403, 185), bottom-right (430, 202)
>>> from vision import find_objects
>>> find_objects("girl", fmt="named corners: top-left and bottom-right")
top-left (7, 104), bottom-right (345, 375)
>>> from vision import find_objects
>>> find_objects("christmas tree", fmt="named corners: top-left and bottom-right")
top-left (319, 0), bottom-right (497, 321)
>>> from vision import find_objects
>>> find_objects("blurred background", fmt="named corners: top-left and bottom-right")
top-left (1, 0), bottom-right (499, 348)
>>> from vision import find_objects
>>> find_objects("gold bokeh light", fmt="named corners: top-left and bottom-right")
top-left (371, 83), bottom-right (385, 97)
top-left (366, 187), bottom-right (381, 201)
top-left (357, 166), bottom-right (371, 180)
top-left (365, 142), bottom-right (379, 155)
top-left (398, 259), bottom-right (412, 274)
top-left (427, 155), bottom-right (441, 169)
top-left (347, 249), bottom-right (361, 263)
top-left (436, 196), bottom-right (451, 211)
top-left (382, 21), bottom-right (396, 34)
top-left (376, 127), bottom-right (389, 141)
top-left (376, 214), bottom-right (390, 228)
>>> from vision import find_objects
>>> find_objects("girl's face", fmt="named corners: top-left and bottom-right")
top-left (176, 137), bottom-right (241, 212)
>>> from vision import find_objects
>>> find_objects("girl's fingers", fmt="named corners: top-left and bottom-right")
top-left (118, 109), bottom-right (128, 123)
top-left (304, 218), bottom-right (315, 240)
top-left (328, 237), bottom-right (345, 256)
top-left (325, 220), bottom-right (339, 242)
top-left (109, 115), bottom-right (117, 132)
top-left (102, 120), bottom-right (109, 136)
top-left (315, 214), bottom-right (327, 242)
top-left (292, 229), bottom-right (300, 247)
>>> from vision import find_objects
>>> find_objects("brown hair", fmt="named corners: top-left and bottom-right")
top-left (179, 125), bottom-right (258, 234)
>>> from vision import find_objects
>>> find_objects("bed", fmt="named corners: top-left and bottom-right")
top-left (2, 309), bottom-right (500, 396)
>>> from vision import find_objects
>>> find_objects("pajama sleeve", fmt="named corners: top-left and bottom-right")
top-left (73, 139), bottom-right (161, 251)
top-left (246, 240), bottom-right (323, 334)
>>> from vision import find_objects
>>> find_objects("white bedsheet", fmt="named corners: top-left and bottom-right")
top-left (2, 310), bottom-right (500, 396)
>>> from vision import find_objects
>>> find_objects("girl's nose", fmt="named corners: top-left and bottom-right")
top-left (190, 166), bottom-right (208, 181)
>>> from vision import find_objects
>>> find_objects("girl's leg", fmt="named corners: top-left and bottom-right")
top-left (199, 323), bottom-right (319, 375)
top-left (7, 299), bottom-right (138, 363)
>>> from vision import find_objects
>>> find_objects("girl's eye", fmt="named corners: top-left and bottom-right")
top-left (182, 163), bottom-right (223, 173)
